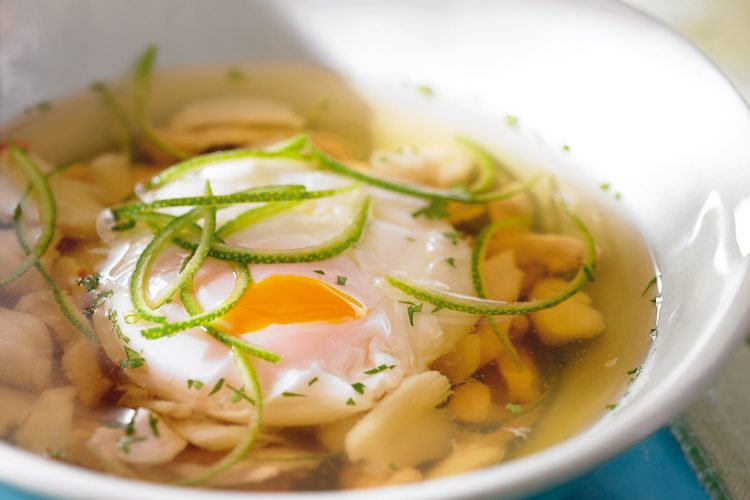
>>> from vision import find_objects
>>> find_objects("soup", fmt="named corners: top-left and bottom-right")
top-left (0, 47), bottom-right (657, 491)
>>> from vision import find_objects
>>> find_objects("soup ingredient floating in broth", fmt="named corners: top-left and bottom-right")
top-left (0, 46), bottom-right (619, 491)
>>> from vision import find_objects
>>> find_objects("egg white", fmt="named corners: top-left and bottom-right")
top-left (94, 155), bottom-right (475, 426)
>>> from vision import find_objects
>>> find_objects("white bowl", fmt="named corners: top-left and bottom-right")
top-left (1, 1), bottom-right (749, 498)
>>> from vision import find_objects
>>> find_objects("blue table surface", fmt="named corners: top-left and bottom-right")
top-left (0, 427), bottom-right (707, 500)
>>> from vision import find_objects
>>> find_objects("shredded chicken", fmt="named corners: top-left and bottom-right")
top-left (0, 307), bottom-right (53, 392)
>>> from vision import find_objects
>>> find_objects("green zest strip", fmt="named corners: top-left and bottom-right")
top-left (149, 183), bottom-right (216, 309)
top-left (141, 259), bottom-right (248, 340)
top-left (134, 45), bottom-right (190, 161)
top-left (178, 271), bottom-right (281, 362)
top-left (112, 184), bottom-right (352, 219)
top-left (174, 196), bottom-right (371, 264)
top-left (129, 208), bottom-right (205, 323)
top-left (455, 136), bottom-right (497, 194)
top-left (311, 146), bottom-right (542, 204)
top-left (216, 201), bottom-right (301, 239)
top-left (142, 147), bottom-right (311, 191)
top-left (178, 348), bottom-right (263, 486)
top-left (13, 206), bottom-right (97, 342)
top-left (386, 203), bottom-right (596, 315)
top-left (90, 82), bottom-right (134, 159)
top-left (1, 145), bottom-right (57, 287)
top-left (471, 218), bottom-right (531, 364)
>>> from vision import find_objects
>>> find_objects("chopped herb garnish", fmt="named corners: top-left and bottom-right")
top-left (431, 304), bottom-right (445, 313)
top-left (308, 377), bottom-right (319, 386)
top-left (351, 382), bottom-right (366, 394)
top-left (77, 272), bottom-right (101, 292)
top-left (227, 67), bottom-right (245, 81)
top-left (398, 300), bottom-right (423, 326)
top-left (36, 101), bottom-right (52, 112)
top-left (118, 346), bottom-right (145, 369)
top-left (605, 403), bottom-right (618, 410)
top-left (649, 328), bottom-right (658, 340)
top-left (83, 289), bottom-right (113, 318)
top-left (416, 84), bottom-right (434, 97)
top-left (445, 257), bottom-right (457, 267)
top-left (562, 144), bottom-right (571, 151)
top-left (583, 265), bottom-right (595, 282)
top-left (649, 296), bottom-right (658, 304)
top-left (389, 462), bottom-right (399, 471)
top-left (412, 199), bottom-right (449, 220)
top-left (148, 414), bottom-right (160, 437)
top-left (47, 448), bottom-right (68, 460)
top-left (112, 219), bottom-right (136, 231)
top-left (313, 270), bottom-right (326, 275)
top-left (506, 115), bottom-right (519, 127)
top-left (208, 378), bottom-right (225, 396)
top-left (108, 309), bottom-right (131, 343)
top-left (187, 379), bottom-right (204, 390)
top-left (346, 397), bottom-right (356, 406)
top-left (505, 403), bottom-right (522, 414)
top-left (599, 183), bottom-right (611, 191)
top-left (443, 232), bottom-right (460, 245)
top-left (377, 153), bottom-right (389, 162)
top-left (364, 364), bottom-right (395, 375)
top-left (227, 384), bottom-right (255, 405)
top-left (282, 391), bottom-right (306, 398)
top-left (118, 435), bottom-right (147, 454)
top-left (641, 276), bottom-right (657, 298)
top-left (406, 236), bottom-right (416, 242)
top-left (614, 192), bottom-right (622, 200)
top-left (336, 275), bottom-right (347, 286)
top-left (627, 366), bottom-right (642, 383)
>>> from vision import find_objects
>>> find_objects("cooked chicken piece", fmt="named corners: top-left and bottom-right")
top-left (62, 336), bottom-right (112, 406)
top-left (0, 386), bottom-right (34, 437)
top-left (0, 307), bottom-right (53, 392)
top-left (0, 230), bottom-right (47, 298)
top-left (15, 290), bottom-right (78, 345)
top-left (14, 386), bottom-right (77, 453)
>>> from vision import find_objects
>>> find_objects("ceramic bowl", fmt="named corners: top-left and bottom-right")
top-left (1, 1), bottom-right (749, 498)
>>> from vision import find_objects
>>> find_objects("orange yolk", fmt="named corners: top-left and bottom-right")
top-left (221, 274), bottom-right (365, 334)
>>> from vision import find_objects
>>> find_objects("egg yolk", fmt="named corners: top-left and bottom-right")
top-left (221, 274), bottom-right (365, 334)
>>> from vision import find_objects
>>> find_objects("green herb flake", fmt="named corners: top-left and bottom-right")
top-left (406, 236), bottom-right (416, 242)
top-left (505, 402), bottom-right (522, 414)
top-left (641, 276), bottom-right (657, 298)
top-left (119, 346), bottom-right (145, 369)
top-left (412, 199), bottom-right (449, 220)
top-left (208, 378), bottom-right (225, 396)
top-left (443, 232), bottom-right (460, 245)
top-left (313, 270), bottom-right (326, 275)
top-left (599, 183), bottom-right (611, 191)
top-left (47, 448), bottom-right (68, 460)
top-left (398, 300), bottom-right (423, 326)
top-left (227, 67), bottom-right (245, 82)
top-left (506, 115), bottom-right (519, 127)
top-left (627, 366), bottom-right (642, 383)
top-left (562, 144), bottom-right (571, 151)
top-left (583, 265), bottom-right (595, 283)
top-left (83, 289), bottom-right (114, 318)
top-left (431, 304), bottom-right (445, 313)
top-left (364, 364), bottom-right (395, 375)
top-left (36, 101), bottom-right (52, 112)
top-left (649, 328), bottom-right (658, 340)
top-left (389, 462), bottom-right (399, 471)
top-left (416, 84), bottom-right (434, 97)
top-left (308, 377), bottom-right (319, 386)
top-left (77, 272), bottom-right (101, 292)
top-left (148, 414), bottom-right (160, 437)
top-left (445, 257), bottom-right (457, 268)
top-left (605, 403), bottom-right (618, 411)
top-left (108, 309), bottom-right (131, 343)
top-left (118, 435), bottom-right (147, 454)
top-left (346, 397), bottom-right (356, 406)
top-left (282, 391), bottom-right (306, 398)
top-left (227, 384), bottom-right (255, 405)
top-left (351, 382), bottom-right (366, 394)
top-left (187, 379), bottom-right (204, 390)
top-left (336, 275), bottom-right (347, 286)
